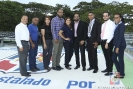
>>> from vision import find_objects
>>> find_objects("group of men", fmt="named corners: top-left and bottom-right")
top-left (15, 9), bottom-right (115, 77)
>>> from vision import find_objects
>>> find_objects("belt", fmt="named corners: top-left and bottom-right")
top-left (21, 40), bottom-right (29, 42)
top-left (101, 39), bottom-right (107, 41)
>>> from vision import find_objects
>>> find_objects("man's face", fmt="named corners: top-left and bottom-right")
top-left (21, 16), bottom-right (28, 24)
top-left (32, 18), bottom-right (39, 25)
top-left (57, 9), bottom-right (63, 17)
top-left (74, 14), bottom-right (80, 21)
top-left (88, 13), bottom-right (95, 20)
top-left (103, 13), bottom-right (110, 21)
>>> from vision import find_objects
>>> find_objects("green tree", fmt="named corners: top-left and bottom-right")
top-left (0, 1), bottom-right (24, 31)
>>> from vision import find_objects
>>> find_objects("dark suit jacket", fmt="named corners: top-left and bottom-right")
top-left (113, 23), bottom-right (127, 48)
top-left (87, 20), bottom-right (101, 45)
top-left (72, 21), bottom-right (87, 42)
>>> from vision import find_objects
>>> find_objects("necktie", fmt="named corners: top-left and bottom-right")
top-left (88, 21), bottom-right (92, 37)
top-left (101, 22), bottom-right (107, 39)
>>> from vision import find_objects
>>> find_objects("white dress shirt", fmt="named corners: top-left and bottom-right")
top-left (101, 19), bottom-right (115, 43)
top-left (15, 23), bottom-right (29, 48)
top-left (88, 19), bottom-right (95, 37)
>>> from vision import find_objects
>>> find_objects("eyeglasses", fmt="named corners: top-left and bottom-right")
top-left (114, 17), bottom-right (119, 19)
top-left (58, 12), bottom-right (63, 13)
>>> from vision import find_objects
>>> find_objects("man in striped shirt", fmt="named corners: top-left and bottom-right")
top-left (51, 9), bottom-right (65, 70)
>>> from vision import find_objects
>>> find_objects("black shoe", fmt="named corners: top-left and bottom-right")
top-left (104, 72), bottom-right (110, 76)
top-left (34, 67), bottom-right (40, 71)
top-left (74, 66), bottom-right (80, 69)
top-left (68, 64), bottom-right (72, 66)
top-left (82, 68), bottom-right (86, 71)
top-left (30, 68), bottom-right (36, 72)
top-left (52, 67), bottom-right (61, 71)
top-left (93, 70), bottom-right (98, 73)
top-left (101, 69), bottom-right (107, 73)
top-left (27, 72), bottom-right (31, 75)
top-left (21, 74), bottom-right (31, 77)
top-left (45, 67), bottom-right (51, 71)
top-left (57, 66), bottom-right (64, 70)
top-left (65, 67), bottom-right (71, 70)
top-left (87, 67), bottom-right (93, 71)
top-left (114, 76), bottom-right (124, 79)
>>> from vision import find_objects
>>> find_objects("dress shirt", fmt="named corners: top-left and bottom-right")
top-left (101, 19), bottom-right (115, 43)
top-left (88, 19), bottom-right (95, 37)
top-left (74, 21), bottom-right (79, 37)
top-left (15, 23), bottom-right (29, 48)
top-left (51, 16), bottom-right (64, 40)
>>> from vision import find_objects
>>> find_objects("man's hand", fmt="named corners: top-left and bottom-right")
top-left (93, 42), bottom-right (98, 48)
top-left (79, 40), bottom-right (84, 45)
top-left (31, 43), bottom-right (35, 49)
top-left (65, 38), bottom-right (70, 41)
top-left (44, 44), bottom-right (47, 49)
top-left (115, 48), bottom-right (119, 54)
top-left (19, 47), bottom-right (23, 52)
top-left (105, 43), bottom-right (108, 49)
top-left (54, 39), bottom-right (58, 44)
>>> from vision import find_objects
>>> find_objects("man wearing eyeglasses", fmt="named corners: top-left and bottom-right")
top-left (101, 12), bottom-right (115, 76)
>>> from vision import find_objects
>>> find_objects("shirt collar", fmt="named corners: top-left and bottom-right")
top-left (90, 19), bottom-right (95, 23)
top-left (74, 20), bottom-right (80, 23)
top-left (20, 22), bottom-right (27, 26)
top-left (56, 16), bottom-right (63, 20)
top-left (115, 21), bottom-right (122, 25)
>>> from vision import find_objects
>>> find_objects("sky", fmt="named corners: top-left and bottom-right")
top-left (11, 0), bottom-right (133, 9)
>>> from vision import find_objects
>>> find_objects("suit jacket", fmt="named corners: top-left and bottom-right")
top-left (113, 22), bottom-right (126, 48)
top-left (72, 21), bottom-right (87, 42)
top-left (87, 19), bottom-right (101, 45)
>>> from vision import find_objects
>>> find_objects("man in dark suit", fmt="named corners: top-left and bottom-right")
top-left (86, 12), bottom-right (101, 73)
top-left (72, 13), bottom-right (87, 71)
top-left (112, 13), bottom-right (127, 78)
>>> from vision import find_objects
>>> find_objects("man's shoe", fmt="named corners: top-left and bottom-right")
top-left (101, 69), bottom-right (108, 73)
top-left (52, 67), bottom-right (61, 71)
top-left (74, 66), bottom-right (80, 69)
top-left (87, 67), bottom-right (94, 71)
top-left (104, 72), bottom-right (110, 76)
top-left (27, 72), bottom-right (31, 75)
top-left (34, 67), bottom-right (40, 71)
top-left (93, 70), bottom-right (98, 73)
top-left (57, 66), bottom-right (64, 70)
top-left (21, 74), bottom-right (31, 77)
top-left (30, 68), bottom-right (36, 72)
top-left (68, 64), bottom-right (72, 66)
top-left (82, 68), bottom-right (86, 71)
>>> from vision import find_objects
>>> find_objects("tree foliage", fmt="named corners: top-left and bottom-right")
top-left (0, 0), bottom-right (133, 32)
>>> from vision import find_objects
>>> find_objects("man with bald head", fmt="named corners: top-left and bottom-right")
top-left (28, 17), bottom-right (40, 72)
top-left (15, 15), bottom-right (31, 77)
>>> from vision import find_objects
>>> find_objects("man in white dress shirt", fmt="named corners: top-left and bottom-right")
top-left (101, 12), bottom-right (115, 76)
top-left (15, 15), bottom-right (31, 77)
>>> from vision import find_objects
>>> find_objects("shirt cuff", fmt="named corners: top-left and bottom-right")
top-left (18, 45), bottom-right (23, 48)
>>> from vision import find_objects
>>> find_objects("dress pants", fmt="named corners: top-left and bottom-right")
top-left (74, 37), bottom-right (86, 68)
top-left (29, 41), bottom-right (38, 69)
top-left (87, 38), bottom-right (98, 70)
top-left (43, 40), bottom-right (53, 69)
top-left (112, 46), bottom-right (126, 76)
top-left (52, 39), bottom-right (63, 67)
top-left (17, 41), bottom-right (29, 75)
top-left (64, 42), bottom-right (73, 67)
top-left (101, 40), bottom-right (113, 72)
